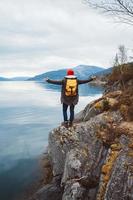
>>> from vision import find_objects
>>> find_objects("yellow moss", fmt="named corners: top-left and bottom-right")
top-left (103, 175), bottom-right (110, 182)
top-left (60, 136), bottom-right (64, 145)
top-left (120, 104), bottom-right (128, 118)
top-left (94, 101), bottom-right (103, 109)
top-left (111, 143), bottom-right (122, 151)
top-left (128, 143), bottom-right (133, 149)
top-left (96, 182), bottom-right (107, 200)
top-left (102, 164), bottom-right (112, 174)
top-left (128, 151), bottom-right (133, 157)
top-left (128, 165), bottom-right (133, 172)
top-left (105, 90), bottom-right (122, 98)
top-left (96, 149), bottom-right (119, 200)
top-left (107, 98), bottom-right (118, 108)
top-left (81, 148), bottom-right (88, 158)
top-left (110, 151), bottom-right (119, 158)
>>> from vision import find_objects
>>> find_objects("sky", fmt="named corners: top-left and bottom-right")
top-left (0, 0), bottom-right (132, 77)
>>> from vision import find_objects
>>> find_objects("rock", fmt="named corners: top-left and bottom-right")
top-left (116, 122), bottom-right (133, 136)
top-left (62, 181), bottom-right (86, 200)
top-left (32, 182), bottom-right (63, 200)
top-left (31, 108), bottom-right (125, 200)
top-left (94, 97), bottom-right (119, 111)
top-left (74, 110), bottom-right (84, 122)
top-left (42, 111), bottom-right (122, 200)
top-left (75, 95), bottom-right (120, 125)
top-left (89, 79), bottom-right (107, 87)
top-left (75, 99), bottom-right (103, 122)
top-left (102, 151), bottom-right (128, 200)
top-left (104, 90), bottom-right (122, 98)
top-left (83, 104), bottom-right (101, 121)
top-left (61, 149), bottom-right (82, 185)
top-left (40, 153), bottom-right (53, 185)
top-left (107, 97), bottom-right (119, 108)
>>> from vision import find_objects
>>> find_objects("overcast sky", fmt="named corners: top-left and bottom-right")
top-left (0, 0), bottom-right (132, 77)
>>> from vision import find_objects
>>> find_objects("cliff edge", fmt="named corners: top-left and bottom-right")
top-left (31, 63), bottom-right (133, 200)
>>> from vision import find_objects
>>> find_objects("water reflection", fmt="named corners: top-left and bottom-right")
top-left (37, 81), bottom-right (103, 96)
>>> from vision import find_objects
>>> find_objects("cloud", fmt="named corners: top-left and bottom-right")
top-left (0, 0), bottom-right (132, 77)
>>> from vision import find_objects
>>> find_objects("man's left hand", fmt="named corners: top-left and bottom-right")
top-left (91, 75), bottom-right (97, 80)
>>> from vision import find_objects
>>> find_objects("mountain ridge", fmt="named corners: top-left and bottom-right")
top-left (0, 65), bottom-right (112, 81)
top-left (28, 65), bottom-right (105, 81)
top-left (0, 77), bottom-right (10, 81)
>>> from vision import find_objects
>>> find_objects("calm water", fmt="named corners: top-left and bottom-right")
top-left (0, 81), bottom-right (103, 200)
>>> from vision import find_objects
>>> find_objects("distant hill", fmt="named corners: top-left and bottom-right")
top-left (28, 65), bottom-right (105, 81)
top-left (10, 77), bottom-right (30, 81)
top-left (0, 66), bottom-right (112, 82)
top-left (0, 77), bottom-right (10, 81)
top-left (0, 76), bottom-right (30, 81)
top-left (94, 67), bottom-right (113, 76)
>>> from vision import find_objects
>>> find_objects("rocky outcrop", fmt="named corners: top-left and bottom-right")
top-left (31, 68), bottom-right (133, 200)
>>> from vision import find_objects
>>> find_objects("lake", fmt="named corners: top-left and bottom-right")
top-left (0, 81), bottom-right (103, 200)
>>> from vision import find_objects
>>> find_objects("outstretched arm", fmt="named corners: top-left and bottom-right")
top-left (45, 78), bottom-right (63, 85)
top-left (78, 76), bottom-right (96, 85)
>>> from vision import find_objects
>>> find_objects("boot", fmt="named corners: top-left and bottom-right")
top-left (68, 121), bottom-right (73, 127)
top-left (61, 121), bottom-right (68, 128)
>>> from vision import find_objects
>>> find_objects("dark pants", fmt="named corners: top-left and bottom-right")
top-left (63, 103), bottom-right (75, 122)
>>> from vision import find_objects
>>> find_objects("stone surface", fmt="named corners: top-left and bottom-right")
top-left (34, 110), bottom-right (123, 200)
top-left (32, 183), bottom-right (62, 200)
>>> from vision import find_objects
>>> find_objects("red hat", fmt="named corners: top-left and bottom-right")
top-left (67, 69), bottom-right (74, 76)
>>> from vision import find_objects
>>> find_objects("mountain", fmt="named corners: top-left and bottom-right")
top-left (28, 65), bottom-right (104, 81)
top-left (0, 66), bottom-right (112, 82)
top-left (0, 76), bottom-right (30, 81)
top-left (94, 67), bottom-right (113, 76)
top-left (0, 77), bottom-right (10, 81)
top-left (10, 77), bottom-right (30, 81)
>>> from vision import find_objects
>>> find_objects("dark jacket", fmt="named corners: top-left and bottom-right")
top-left (46, 76), bottom-right (93, 105)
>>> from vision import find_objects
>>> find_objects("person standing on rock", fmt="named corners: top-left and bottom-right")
top-left (45, 69), bottom-right (96, 127)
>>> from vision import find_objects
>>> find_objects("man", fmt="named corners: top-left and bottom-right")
top-left (46, 69), bottom-right (96, 127)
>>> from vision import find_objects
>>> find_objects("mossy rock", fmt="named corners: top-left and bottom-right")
top-left (128, 151), bottom-right (133, 157)
top-left (102, 164), bottom-right (112, 175)
top-left (94, 101), bottom-right (104, 110)
top-left (103, 175), bottom-right (110, 182)
top-left (111, 143), bottom-right (122, 151)
top-left (128, 143), bottom-right (133, 149)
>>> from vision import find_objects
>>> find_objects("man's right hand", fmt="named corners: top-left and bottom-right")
top-left (91, 75), bottom-right (97, 80)
top-left (44, 77), bottom-right (49, 82)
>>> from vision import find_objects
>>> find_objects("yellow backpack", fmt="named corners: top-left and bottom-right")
top-left (65, 78), bottom-right (77, 96)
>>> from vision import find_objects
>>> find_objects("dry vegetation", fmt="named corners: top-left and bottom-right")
top-left (108, 62), bottom-right (133, 121)
top-left (109, 62), bottom-right (133, 83)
